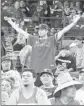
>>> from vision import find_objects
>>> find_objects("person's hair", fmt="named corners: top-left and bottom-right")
top-left (22, 68), bottom-right (37, 78)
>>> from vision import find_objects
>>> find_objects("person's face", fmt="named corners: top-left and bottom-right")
top-left (1, 80), bottom-right (11, 94)
top-left (62, 85), bottom-right (76, 98)
top-left (64, 1), bottom-right (69, 7)
top-left (14, 1), bottom-right (20, 9)
top-left (72, 10), bottom-right (76, 15)
top-left (38, 29), bottom-right (48, 37)
top-left (70, 2), bottom-right (74, 8)
top-left (66, 8), bottom-right (70, 15)
top-left (40, 1), bottom-right (44, 6)
top-left (69, 47), bottom-right (76, 54)
top-left (40, 73), bottom-right (53, 85)
top-left (20, 1), bottom-right (25, 7)
top-left (76, 2), bottom-right (80, 7)
top-left (75, 40), bottom-right (82, 47)
top-left (2, 61), bottom-right (11, 71)
top-left (56, 63), bottom-right (66, 72)
top-left (22, 72), bottom-right (35, 86)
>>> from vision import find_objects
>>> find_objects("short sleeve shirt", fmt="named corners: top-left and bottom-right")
top-left (27, 35), bottom-right (57, 73)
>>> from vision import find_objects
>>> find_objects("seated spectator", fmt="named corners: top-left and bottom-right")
top-left (68, 9), bottom-right (77, 23)
top-left (50, 0), bottom-right (63, 17)
top-left (50, 72), bottom-right (83, 105)
top-left (6, 68), bottom-right (51, 105)
top-left (75, 37), bottom-right (84, 70)
top-left (70, 2), bottom-right (75, 11)
top-left (1, 30), bottom-right (6, 56)
top-left (20, 0), bottom-right (31, 17)
top-left (75, 1), bottom-right (82, 14)
top-left (64, 1), bottom-right (69, 9)
top-left (11, 1), bottom-right (23, 24)
top-left (40, 69), bottom-right (56, 99)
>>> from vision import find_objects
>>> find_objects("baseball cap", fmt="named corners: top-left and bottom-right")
top-left (40, 69), bottom-right (53, 77)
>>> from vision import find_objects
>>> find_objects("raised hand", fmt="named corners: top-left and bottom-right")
top-left (72, 15), bottom-right (81, 23)
top-left (4, 16), bottom-right (11, 22)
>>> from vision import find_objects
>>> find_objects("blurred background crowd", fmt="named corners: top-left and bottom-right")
top-left (1, 0), bottom-right (84, 105)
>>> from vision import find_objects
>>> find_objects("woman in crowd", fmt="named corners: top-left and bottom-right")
top-left (1, 78), bottom-right (14, 97)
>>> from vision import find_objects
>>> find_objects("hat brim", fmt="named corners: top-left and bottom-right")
top-left (40, 72), bottom-right (52, 77)
top-left (54, 81), bottom-right (83, 96)
top-left (57, 59), bottom-right (71, 63)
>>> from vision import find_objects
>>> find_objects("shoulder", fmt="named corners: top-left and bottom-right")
top-left (36, 87), bottom-right (46, 94)
top-left (12, 88), bottom-right (21, 95)
top-left (74, 99), bottom-right (81, 105)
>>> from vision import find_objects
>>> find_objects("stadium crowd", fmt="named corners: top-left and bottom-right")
top-left (1, 0), bottom-right (84, 105)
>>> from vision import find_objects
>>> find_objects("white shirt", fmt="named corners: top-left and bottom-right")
top-left (75, 87), bottom-right (84, 105)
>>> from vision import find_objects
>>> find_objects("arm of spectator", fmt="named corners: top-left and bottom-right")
top-left (55, 53), bottom-right (60, 61)
top-left (55, 15), bottom-right (81, 41)
top-left (36, 88), bottom-right (51, 105)
top-left (4, 17), bottom-right (31, 39)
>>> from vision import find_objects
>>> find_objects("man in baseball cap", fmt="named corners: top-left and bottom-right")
top-left (40, 69), bottom-right (56, 99)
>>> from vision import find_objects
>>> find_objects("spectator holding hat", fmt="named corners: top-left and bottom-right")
top-left (4, 14), bottom-right (81, 87)
top-left (50, 72), bottom-right (83, 105)
top-left (55, 46), bottom-right (76, 72)
top-left (40, 69), bottom-right (56, 99)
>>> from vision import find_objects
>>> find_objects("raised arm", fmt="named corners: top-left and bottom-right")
top-left (55, 15), bottom-right (81, 41)
top-left (4, 17), bottom-right (30, 38)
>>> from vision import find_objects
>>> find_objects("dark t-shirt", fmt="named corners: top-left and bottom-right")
top-left (28, 35), bottom-right (57, 73)
top-left (40, 85), bottom-right (56, 98)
